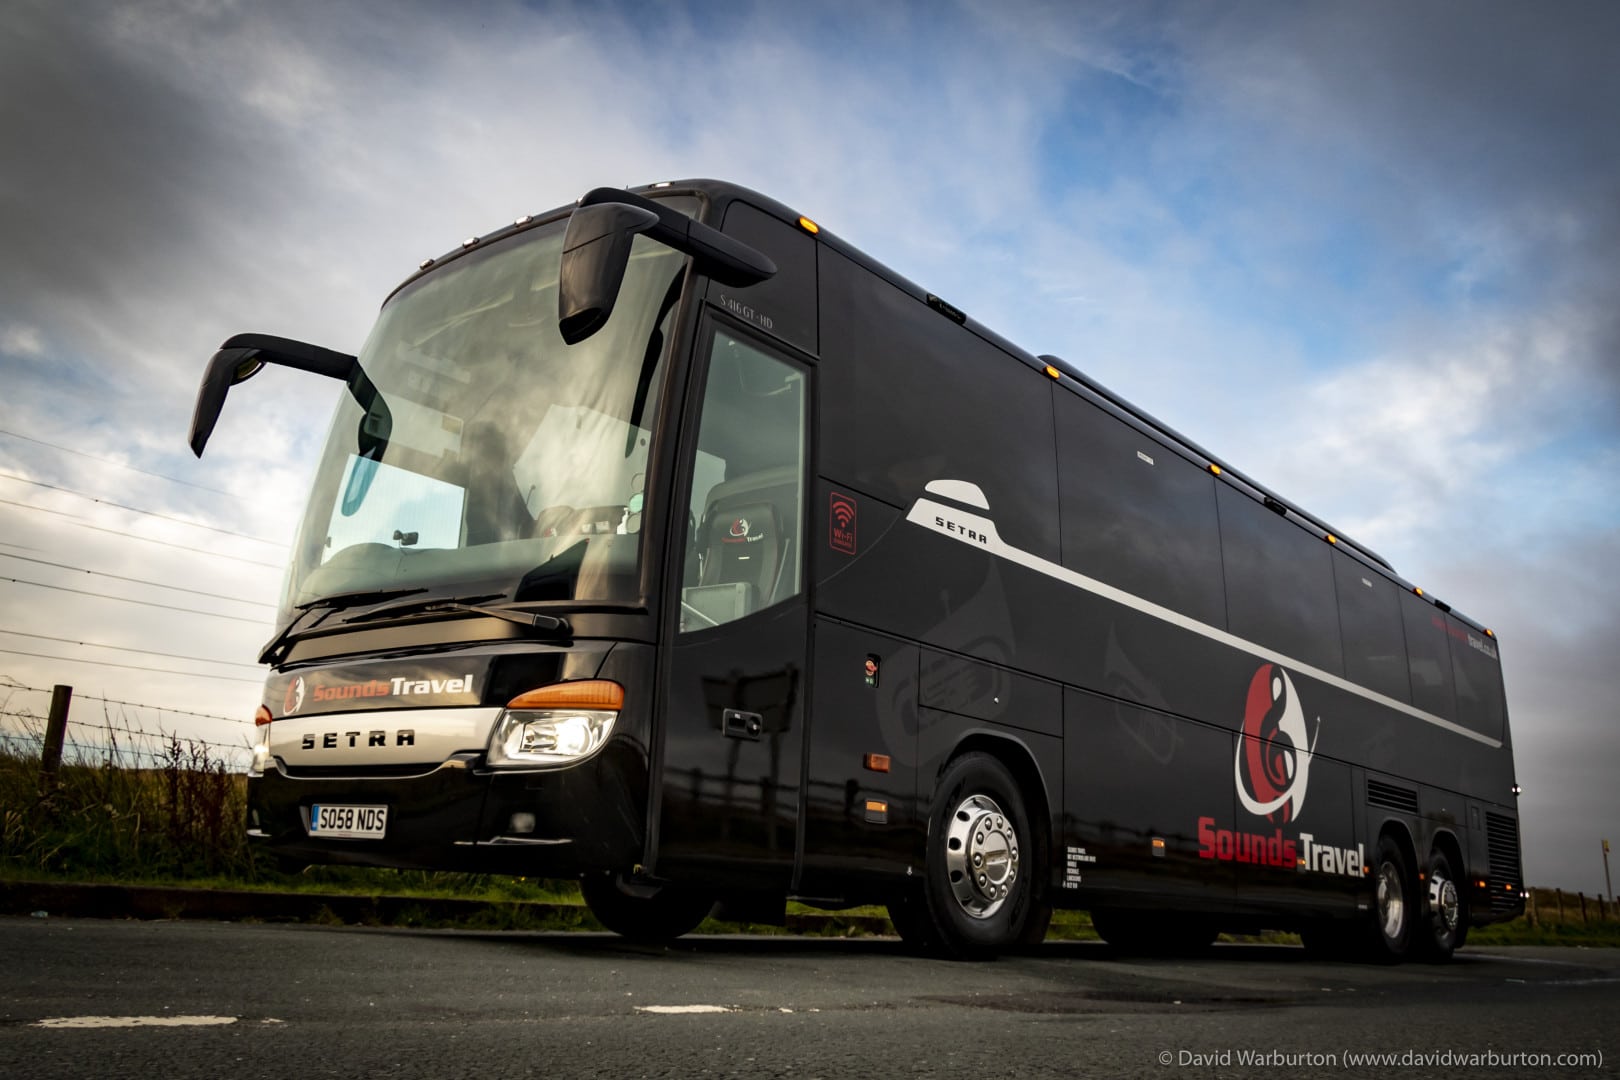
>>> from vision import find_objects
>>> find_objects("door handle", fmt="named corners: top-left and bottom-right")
top-left (723, 709), bottom-right (763, 741)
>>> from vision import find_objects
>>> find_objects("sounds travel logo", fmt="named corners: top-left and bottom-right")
top-left (1235, 663), bottom-right (1320, 824)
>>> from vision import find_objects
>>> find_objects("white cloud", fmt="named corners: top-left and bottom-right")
top-left (1, 324), bottom-right (45, 358)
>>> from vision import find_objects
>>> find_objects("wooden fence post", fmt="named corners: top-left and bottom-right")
top-left (38, 684), bottom-right (73, 792)
top-left (1579, 892), bottom-right (1588, 923)
top-left (1556, 889), bottom-right (1564, 923)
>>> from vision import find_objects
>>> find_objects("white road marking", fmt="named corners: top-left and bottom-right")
top-left (635, 1005), bottom-right (733, 1015)
top-left (33, 1015), bottom-right (239, 1029)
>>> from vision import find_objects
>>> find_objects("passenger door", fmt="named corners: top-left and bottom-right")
top-left (651, 320), bottom-right (811, 888)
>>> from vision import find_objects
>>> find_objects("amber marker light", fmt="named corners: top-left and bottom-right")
top-left (254, 705), bottom-right (273, 726)
top-left (1485, 628), bottom-right (1495, 637)
top-left (506, 680), bottom-right (624, 711)
top-left (1413, 586), bottom-right (1425, 597)
top-left (864, 753), bottom-right (892, 773)
top-left (1208, 464), bottom-right (1222, 476)
top-left (1044, 364), bottom-right (1062, 380)
top-left (797, 215), bottom-right (820, 235)
top-left (1326, 534), bottom-right (1338, 545)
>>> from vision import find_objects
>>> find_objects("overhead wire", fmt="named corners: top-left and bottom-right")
top-left (0, 470), bottom-right (286, 545)
top-left (0, 630), bottom-right (263, 670)
top-left (0, 500), bottom-right (283, 569)
top-left (1, 576), bottom-right (270, 624)
top-left (0, 552), bottom-right (275, 608)
top-left (0, 648), bottom-right (265, 684)
top-left (0, 427), bottom-right (247, 500)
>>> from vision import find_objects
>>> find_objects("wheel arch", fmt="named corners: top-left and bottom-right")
top-left (1429, 827), bottom-right (1466, 881)
top-left (1375, 816), bottom-right (1420, 877)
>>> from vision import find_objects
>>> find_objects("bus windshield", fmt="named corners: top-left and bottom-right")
top-left (280, 204), bottom-right (695, 619)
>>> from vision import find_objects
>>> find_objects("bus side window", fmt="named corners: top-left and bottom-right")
top-left (678, 329), bottom-right (807, 633)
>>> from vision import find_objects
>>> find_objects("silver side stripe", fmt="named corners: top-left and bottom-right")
top-left (906, 491), bottom-right (1503, 750)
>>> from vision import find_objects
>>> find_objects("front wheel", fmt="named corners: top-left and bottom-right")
top-left (580, 873), bottom-right (714, 943)
top-left (907, 753), bottom-right (1044, 960)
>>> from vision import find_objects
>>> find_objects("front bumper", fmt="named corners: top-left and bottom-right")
top-left (247, 739), bottom-right (647, 875)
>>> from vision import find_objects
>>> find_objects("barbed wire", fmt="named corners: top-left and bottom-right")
top-left (0, 678), bottom-right (256, 724)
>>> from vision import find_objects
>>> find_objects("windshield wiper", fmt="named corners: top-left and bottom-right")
top-left (259, 587), bottom-right (430, 666)
top-left (343, 594), bottom-right (571, 636)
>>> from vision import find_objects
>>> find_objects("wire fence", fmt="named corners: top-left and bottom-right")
top-left (0, 678), bottom-right (254, 771)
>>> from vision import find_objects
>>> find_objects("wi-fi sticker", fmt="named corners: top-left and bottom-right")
top-left (829, 492), bottom-right (858, 555)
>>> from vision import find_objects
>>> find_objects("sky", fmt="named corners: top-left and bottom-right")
top-left (1, 0), bottom-right (1616, 894)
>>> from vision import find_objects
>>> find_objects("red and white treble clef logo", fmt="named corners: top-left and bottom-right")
top-left (1234, 664), bottom-right (1321, 824)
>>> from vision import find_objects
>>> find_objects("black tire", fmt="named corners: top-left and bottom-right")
top-left (580, 873), bottom-right (714, 943)
top-left (912, 752), bottom-right (1043, 960)
top-left (1017, 897), bottom-right (1055, 947)
top-left (1415, 849), bottom-right (1468, 962)
top-left (885, 889), bottom-right (940, 953)
top-left (1362, 835), bottom-right (1415, 962)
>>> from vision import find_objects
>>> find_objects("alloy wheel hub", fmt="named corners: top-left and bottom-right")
top-left (944, 794), bottom-right (1019, 919)
top-left (1429, 874), bottom-right (1459, 932)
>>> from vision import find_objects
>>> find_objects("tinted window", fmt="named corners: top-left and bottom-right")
top-left (1055, 393), bottom-right (1226, 627)
top-left (1332, 553), bottom-right (1411, 703)
top-left (818, 250), bottom-right (1059, 559)
top-left (678, 329), bottom-right (808, 633)
top-left (1217, 484), bottom-right (1343, 675)
top-left (1399, 591), bottom-right (1457, 721)
top-left (1447, 616), bottom-right (1505, 739)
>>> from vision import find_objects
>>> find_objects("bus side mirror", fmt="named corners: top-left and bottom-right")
top-left (189, 333), bottom-right (357, 457)
top-left (559, 189), bottom-right (780, 345)
top-left (557, 202), bottom-right (660, 346)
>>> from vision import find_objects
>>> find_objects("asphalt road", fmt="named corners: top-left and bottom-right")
top-left (0, 918), bottom-right (1613, 1079)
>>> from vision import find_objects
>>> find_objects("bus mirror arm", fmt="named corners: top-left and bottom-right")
top-left (560, 188), bottom-right (777, 345)
top-left (189, 333), bottom-right (358, 457)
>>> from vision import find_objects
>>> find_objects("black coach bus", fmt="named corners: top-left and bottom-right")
top-left (190, 179), bottom-right (1523, 960)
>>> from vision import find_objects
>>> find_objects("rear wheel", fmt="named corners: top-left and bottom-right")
top-left (1362, 835), bottom-right (1415, 962)
top-left (580, 873), bottom-right (714, 943)
top-left (1415, 849), bottom-right (1468, 961)
top-left (904, 753), bottom-right (1043, 959)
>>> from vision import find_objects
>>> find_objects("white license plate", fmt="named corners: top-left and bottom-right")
top-left (309, 804), bottom-right (388, 839)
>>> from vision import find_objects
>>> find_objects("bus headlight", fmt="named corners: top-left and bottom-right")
top-left (486, 680), bottom-right (624, 768)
